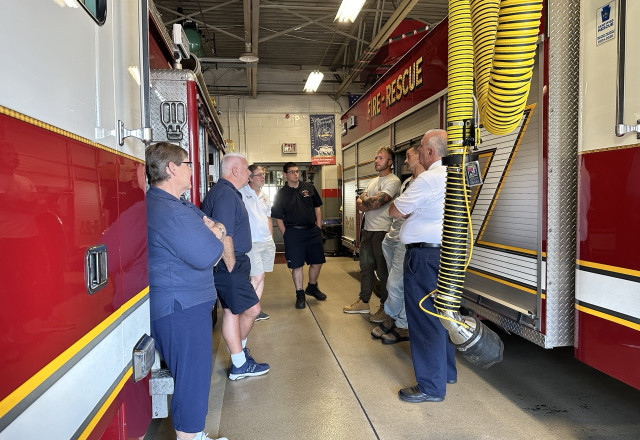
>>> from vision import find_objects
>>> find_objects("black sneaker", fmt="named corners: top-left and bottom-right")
top-left (295, 290), bottom-right (306, 309)
top-left (305, 283), bottom-right (327, 301)
top-left (254, 311), bottom-right (269, 321)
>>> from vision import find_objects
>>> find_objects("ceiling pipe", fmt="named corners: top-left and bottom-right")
top-left (251, 0), bottom-right (259, 98)
top-left (241, 0), bottom-right (260, 97)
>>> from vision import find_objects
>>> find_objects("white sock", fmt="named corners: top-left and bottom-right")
top-left (230, 351), bottom-right (246, 368)
top-left (241, 338), bottom-right (247, 349)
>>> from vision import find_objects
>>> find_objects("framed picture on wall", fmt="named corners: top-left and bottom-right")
top-left (282, 142), bottom-right (297, 154)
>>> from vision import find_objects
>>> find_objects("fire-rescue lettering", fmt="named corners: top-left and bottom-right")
top-left (367, 93), bottom-right (382, 119)
top-left (367, 57), bottom-right (423, 121)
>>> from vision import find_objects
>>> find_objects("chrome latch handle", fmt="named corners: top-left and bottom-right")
top-left (615, 120), bottom-right (640, 139)
top-left (117, 120), bottom-right (153, 146)
top-left (85, 244), bottom-right (108, 294)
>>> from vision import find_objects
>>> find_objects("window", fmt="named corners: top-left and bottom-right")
top-left (79, 0), bottom-right (107, 25)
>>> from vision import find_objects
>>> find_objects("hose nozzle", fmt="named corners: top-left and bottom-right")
top-left (438, 310), bottom-right (504, 369)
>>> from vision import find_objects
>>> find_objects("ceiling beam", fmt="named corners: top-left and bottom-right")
top-left (333, 0), bottom-right (421, 99)
top-left (156, 4), bottom-right (245, 42)
top-left (259, 13), bottom-right (335, 43)
top-left (163, 0), bottom-right (239, 25)
top-left (261, 0), bottom-right (370, 45)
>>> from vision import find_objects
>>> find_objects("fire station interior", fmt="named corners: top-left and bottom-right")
top-left (140, 1), bottom-right (640, 439)
top-left (142, 257), bottom-right (640, 440)
top-left (5, 0), bottom-right (640, 439)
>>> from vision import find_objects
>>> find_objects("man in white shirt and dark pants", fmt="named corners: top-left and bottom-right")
top-left (389, 129), bottom-right (457, 403)
top-left (240, 164), bottom-right (276, 321)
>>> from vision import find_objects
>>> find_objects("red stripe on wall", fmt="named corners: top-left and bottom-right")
top-left (322, 188), bottom-right (340, 198)
top-left (575, 309), bottom-right (640, 389)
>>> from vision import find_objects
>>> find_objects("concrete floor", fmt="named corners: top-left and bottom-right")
top-left (144, 256), bottom-right (640, 440)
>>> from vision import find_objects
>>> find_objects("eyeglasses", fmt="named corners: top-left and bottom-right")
top-left (286, 170), bottom-right (300, 174)
top-left (251, 172), bottom-right (266, 178)
top-left (182, 161), bottom-right (192, 167)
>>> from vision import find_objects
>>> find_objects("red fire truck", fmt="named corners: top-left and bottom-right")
top-left (341, 0), bottom-right (639, 389)
top-left (0, 0), bottom-right (224, 438)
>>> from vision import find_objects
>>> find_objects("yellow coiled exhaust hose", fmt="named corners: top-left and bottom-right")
top-left (429, 0), bottom-right (542, 328)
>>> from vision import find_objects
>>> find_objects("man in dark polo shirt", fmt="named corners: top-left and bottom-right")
top-left (271, 162), bottom-right (327, 309)
top-left (201, 152), bottom-right (270, 381)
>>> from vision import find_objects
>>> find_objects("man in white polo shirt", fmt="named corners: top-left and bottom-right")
top-left (389, 129), bottom-right (457, 403)
top-left (240, 164), bottom-right (276, 321)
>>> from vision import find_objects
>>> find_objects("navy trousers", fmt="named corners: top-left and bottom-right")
top-left (403, 247), bottom-right (457, 397)
top-left (152, 300), bottom-right (215, 433)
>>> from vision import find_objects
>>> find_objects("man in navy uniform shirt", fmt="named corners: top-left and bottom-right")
top-left (271, 162), bottom-right (327, 309)
top-left (201, 153), bottom-right (270, 380)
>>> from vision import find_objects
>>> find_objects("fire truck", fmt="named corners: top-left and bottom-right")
top-left (341, 0), bottom-right (639, 389)
top-left (0, 1), bottom-right (224, 438)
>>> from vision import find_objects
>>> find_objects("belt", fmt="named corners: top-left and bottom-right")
top-left (234, 251), bottom-right (246, 257)
top-left (292, 225), bottom-right (312, 230)
top-left (405, 242), bottom-right (441, 249)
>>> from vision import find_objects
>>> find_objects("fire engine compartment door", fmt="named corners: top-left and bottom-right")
top-left (342, 145), bottom-right (357, 250)
top-left (111, 0), bottom-right (147, 160)
top-left (462, 53), bottom-right (543, 337)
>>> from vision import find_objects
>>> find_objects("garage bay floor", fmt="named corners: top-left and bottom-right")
top-left (145, 256), bottom-right (640, 440)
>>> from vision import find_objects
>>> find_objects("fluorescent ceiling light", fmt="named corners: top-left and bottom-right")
top-left (335, 0), bottom-right (366, 23)
top-left (239, 52), bottom-right (259, 63)
top-left (304, 71), bottom-right (324, 93)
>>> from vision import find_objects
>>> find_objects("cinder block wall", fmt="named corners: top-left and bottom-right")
top-left (216, 95), bottom-right (346, 221)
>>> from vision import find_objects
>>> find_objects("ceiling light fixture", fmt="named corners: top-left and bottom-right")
top-left (239, 52), bottom-right (259, 63)
top-left (304, 71), bottom-right (324, 93)
top-left (335, 0), bottom-right (367, 23)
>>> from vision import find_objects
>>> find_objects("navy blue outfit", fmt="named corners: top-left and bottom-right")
top-left (201, 179), bottom-right (258, 314)
top-left (403, 247), bottom-right (457, 397)
top-left (146, 185), bottom-right (224, 433)
top-left (271, 181), bottom-right (325, 268)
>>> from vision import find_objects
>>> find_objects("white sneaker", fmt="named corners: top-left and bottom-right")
top-left (189, 432), bottom-right (228, 440)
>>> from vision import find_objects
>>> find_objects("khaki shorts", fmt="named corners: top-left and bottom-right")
top-left (247, 239), bottom-right (276, 276)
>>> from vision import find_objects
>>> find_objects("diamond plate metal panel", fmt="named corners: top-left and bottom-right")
top-left (150, 69), bottom-right (196, 152)
top-left (545, 0), bottom-right (581, 348)
top-left (461, 298), bottom-right (546, 347)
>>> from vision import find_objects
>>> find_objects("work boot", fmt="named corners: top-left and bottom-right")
top-left (343, 299), bottom-right (370, 314)
top-left (295, 290), bottom-right (306, 309)
top-left (371, 316), bottom-right (395, 339)
top-left (381, 327), bottom-right (409, 344)
top-left (369, 304), bottom-right (389, 323)
top-left (305, 283), bottom-right (327, 300)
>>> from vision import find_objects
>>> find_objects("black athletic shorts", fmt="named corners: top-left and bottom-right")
top-left (283, 226), bottom-right (326, 269)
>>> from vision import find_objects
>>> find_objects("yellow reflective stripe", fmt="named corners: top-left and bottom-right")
top-left (577, 259), bottom-right (640, 279)
top-left (576, 304), bottom-right (640, 332)
top-left (467, 268), bottom-right (537, 295)
top-left (78, 367), bottom-right (133, 440)
top-left (0, 287), bottom-right (149, 419)
top-left (476, 240), bottom-right (538, 256)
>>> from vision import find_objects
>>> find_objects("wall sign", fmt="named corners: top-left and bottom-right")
top-left (282, 142), bottom-right (297, 154)
top-left (596, 1), bottom-right (616, 46)
top-left (310, 114), bottom-right (336, 165)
